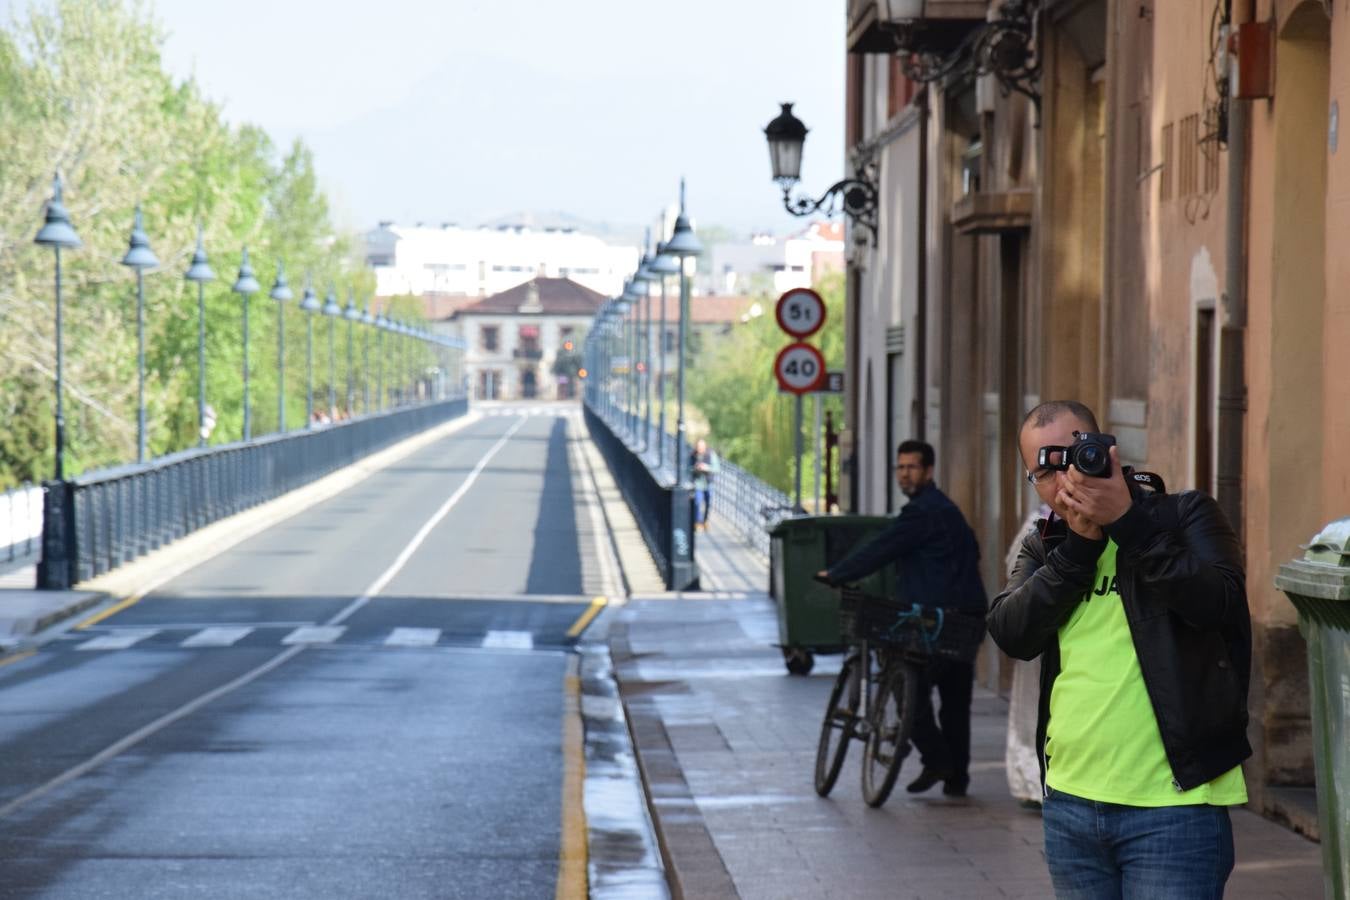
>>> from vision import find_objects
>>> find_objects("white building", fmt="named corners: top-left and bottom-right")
top-left (365, 222), bottom-right (638, 299)
top-left (455, 277), bottom-right (604, 401)
top-left (706, 221), bottom-right (846, 296)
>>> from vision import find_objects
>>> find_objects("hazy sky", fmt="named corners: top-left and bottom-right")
top-left (99, 1), bottom-right (848, 238)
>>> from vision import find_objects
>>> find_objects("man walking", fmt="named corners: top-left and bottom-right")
top-left (988, 400), bottom-right (1250, 897)
top-left (817, 440), bottom-right (987, 796)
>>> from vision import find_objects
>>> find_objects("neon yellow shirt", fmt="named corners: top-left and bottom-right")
top-left (1045, 540), bottom-right (1247, 806)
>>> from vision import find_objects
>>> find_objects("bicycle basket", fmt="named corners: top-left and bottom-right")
top-left (839, 588), bottom-right (986, 663)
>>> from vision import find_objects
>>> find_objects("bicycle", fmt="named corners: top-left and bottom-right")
top-left (813, 586), bottom-right (985, 807)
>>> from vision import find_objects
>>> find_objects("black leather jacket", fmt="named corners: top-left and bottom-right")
top-left (826, 482), bottom-right (987, 614)
top-left (987, 488), bottom-right (1251, 793)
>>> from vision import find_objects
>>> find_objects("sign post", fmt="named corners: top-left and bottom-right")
top-left (773, 288), bottom-right (829, 512)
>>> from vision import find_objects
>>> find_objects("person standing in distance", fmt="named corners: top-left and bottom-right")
top-left (987, 400), bottom-right (1250, 898)
top-left (816, 439), bottom-right (987, 796)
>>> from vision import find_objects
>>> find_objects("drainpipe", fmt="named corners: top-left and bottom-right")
top-left (1217, 0), bottom-right (1249, 543)
top-left (915, 88), bottom-right (929, 442)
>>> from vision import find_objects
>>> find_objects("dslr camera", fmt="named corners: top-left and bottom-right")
top-left (1037, 431), bottom-right (1117, 478)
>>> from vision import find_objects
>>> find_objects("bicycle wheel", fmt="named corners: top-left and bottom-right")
top-left (861, 659), bottom-right (919, 808)
top-left (814, 652), bottom-right (861, 796)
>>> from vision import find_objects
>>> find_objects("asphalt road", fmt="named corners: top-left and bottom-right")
top-left (0, 408), bottom-right (607, 899)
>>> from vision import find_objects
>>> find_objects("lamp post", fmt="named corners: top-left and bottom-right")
top-left (362, 303), bottom-right (374, 412)
top-left (322, 287), bottom-right (341, 418)
top-left (270, 263), bottom-right (293, 432)
top-left (648, 242), bottom-right (680, 473)
top-left (375, 313), bottom-right (387, 410)
top-left (664, 178), bottom-right (703, 485)
top-left (232, 248), bottom-right (261, 441)
top-left (120, 206), bottom-right (159, 463)
top-left (34, 173), bottom-right (81, 481)
top-left (299, 277), bottom-right (320, 426)
top-left (763, 103), bottom-right (879, 243)
top-left (343, 292), bottom-right (360, 414)
top-left (185, 227), bottom-right (215, 447)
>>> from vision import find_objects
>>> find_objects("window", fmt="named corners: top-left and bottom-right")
top-left (481, 326), bottom-right (499, 352)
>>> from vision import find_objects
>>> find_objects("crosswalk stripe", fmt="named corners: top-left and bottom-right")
top-left (181, 627), bottom-right (254, 648)
top-left (281, 626), bottom-right (346, 645)
top-left (76, 629), bottom-right (159, 651)
top-left (481, 630), bottom-right (534, 650)
top-left (384, 627), bottom-right (442, 647)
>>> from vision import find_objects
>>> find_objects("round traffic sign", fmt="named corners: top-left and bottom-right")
top-left (774, 342), bottom-right (827, 394)
top-left (775, 288), bottom-right (826, 338)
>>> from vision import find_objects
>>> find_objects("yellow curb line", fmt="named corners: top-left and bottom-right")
top-left (555, 655), bottom-right (588, 900)
top-left (0, 650), bottom-right (36, 669)
top-left (72, 591), bottom-right (149, 631)
top-left (565, 595), bottom-right (608, 638)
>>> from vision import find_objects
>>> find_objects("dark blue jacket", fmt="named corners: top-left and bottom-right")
top-left (825, 483), bottom-right (987, 613)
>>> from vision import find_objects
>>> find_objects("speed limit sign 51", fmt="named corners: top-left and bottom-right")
top-left (775, 288), bottom-right (826, 338)
top-left (774, 342), bottom-right (826, 394)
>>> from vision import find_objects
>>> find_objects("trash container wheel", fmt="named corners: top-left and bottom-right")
top-left (783, 647), bottom-right (815, 676)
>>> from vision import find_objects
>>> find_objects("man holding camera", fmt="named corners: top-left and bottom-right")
top-left (816, 439), bottom-right (987, 797)
top-left (987, 400), bottom-right (1250, 897)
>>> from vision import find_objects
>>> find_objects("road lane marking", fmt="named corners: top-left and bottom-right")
top-left (481, 630), bottom-right (534, 650)
top-left (281, 626), bottom-right (346, 645)
top-left (555, 654), bottom-right (587, 900)
top-left (76, 629), bottom-right (159, 651)
top-left (384, 627), bottom-right (441, 647)
top-left (565, 596), bottom-right (608, 638)
top-left (180, 627), bottom-right (255, 648)
top-left (0, 645), bottom-right (304, 821)
top-left (327, 415), bottom-right (530, 627)
top-left (75, 593), bottom-right (148, 630)
top-left (0, 650), bottom-right (36, 669)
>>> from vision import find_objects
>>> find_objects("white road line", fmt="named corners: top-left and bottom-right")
top-left (384, 627), bottom-right (442, 647)
top-left (281, 626), bottom-right (346, 645)
top-left (482, 630), bottom-right (534, 650)
top-left (76, 629), bottom-right (159, 651)
top-left (325, 415), bottom-right (529, 627)
top-left (180, 627), bottom-right (255, 648)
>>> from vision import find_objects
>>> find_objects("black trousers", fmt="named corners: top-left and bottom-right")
top-left (910, 657), bottom-right (974, 786)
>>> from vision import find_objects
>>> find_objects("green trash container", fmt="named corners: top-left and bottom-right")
top-left (768, 514), bottom-right (894, 676)
top-left (1273, 517), bottom-right (1350, 899)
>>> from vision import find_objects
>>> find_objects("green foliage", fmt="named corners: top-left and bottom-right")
top-left (687, 272), bottom-right (845, 498)
top-left (0, 0), bottom-right (413, 488)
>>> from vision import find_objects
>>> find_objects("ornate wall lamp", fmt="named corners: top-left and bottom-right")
top-left (763, 103), bottom-right (879, 244)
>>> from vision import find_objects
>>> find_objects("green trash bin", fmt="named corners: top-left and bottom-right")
top-left (1273, 517), bottom-right (1350, 899)
top-left (768, 514), bottom-right (894, 676)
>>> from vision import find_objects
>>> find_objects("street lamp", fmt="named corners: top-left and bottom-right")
top-left (322, 287), bottom-right (341, 418)
top-left (269, 262), bottom-right (293, 432)
top-left (343, 292), bottom-right (360, 414)
top-left (121, 206), bottom-right (159, 463)
top-left (184, 225), bottom-right (215, 447)
top-left (664, 178), bottom-right (703, 485)
top-left (632, 247), bottom-right (656, 453)
top-left (362, 303), bottom-right (375, 412)
top-left (232, 248), bottom-right (261, 441)
top-left (34, 173), bottom-right (81, 482)
top-left (622, 278), bottom-right (644, 441)
top-left (299, 277), bottom-right (320, 426)
top-left (764, 103), bottom-right (879, 242)
top-left (648, 242), bottom-right (680, 473)
top-left (375, 312), bottom-right (388, 410)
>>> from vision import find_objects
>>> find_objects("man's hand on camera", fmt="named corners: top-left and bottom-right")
top-left (813, 570), bottom-right (835, 586)
top-left (1057, 446), bottom-right (1132, 530)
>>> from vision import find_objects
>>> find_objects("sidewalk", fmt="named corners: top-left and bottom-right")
top-left (608, 524), bottom-right (1325, 899)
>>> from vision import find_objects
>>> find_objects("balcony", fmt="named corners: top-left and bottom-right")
top-left (513, 347), bottom-right (543, 361)
top-left (951, 189), bottom-right (1033, 235)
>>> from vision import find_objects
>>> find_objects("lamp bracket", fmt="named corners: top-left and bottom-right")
top-left (780, 147), bottom-right (879, 245)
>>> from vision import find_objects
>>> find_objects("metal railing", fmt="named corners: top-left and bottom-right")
top-left (710, 458), bottom-right (795, 560)
top-left (583, 402), bottom-right (697, 590)
top-left (0, 484), bottom-right (43, 564)
top-left (37, 397), bottom-right (469, 589)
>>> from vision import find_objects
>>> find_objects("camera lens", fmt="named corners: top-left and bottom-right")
top-left (1076, 445), bottom-right (1105, 475)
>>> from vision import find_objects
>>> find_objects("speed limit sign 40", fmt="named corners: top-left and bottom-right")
top-left (775, 288), bottom-right (826, 338)
top-left (774, 342), bottom-right (826, 394)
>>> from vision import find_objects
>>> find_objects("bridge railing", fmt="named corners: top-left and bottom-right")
top-left (37, 397), bottom-right (469, 590)
top-left (709, 458), bottom-right (794, 561)
top-left (582, 402), bottom-right (697, 591)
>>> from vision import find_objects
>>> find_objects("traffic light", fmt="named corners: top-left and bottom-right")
top-left (563, 340), bottom-right (574, 351)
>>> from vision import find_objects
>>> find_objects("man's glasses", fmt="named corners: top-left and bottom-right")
top-left (1025, 468), bottom-right (1053, 486)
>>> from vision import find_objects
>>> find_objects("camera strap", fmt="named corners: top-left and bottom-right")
top-left (1124, 467), bottom-right (1166, 496)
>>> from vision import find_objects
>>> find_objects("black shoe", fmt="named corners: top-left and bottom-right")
top-left (942, 779), bottom-right (969, 798)
top-left (906, 767), bottom-right (952, 794)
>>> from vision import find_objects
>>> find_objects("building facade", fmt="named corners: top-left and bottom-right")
top-left (366, 222), bottom-right (639, 300)
top-left (840, 0), bottom-right (1349, 830)
top-left (454, 277), bottom-right (604, 401)
top-left (706, 222), bottom-right (846, 296)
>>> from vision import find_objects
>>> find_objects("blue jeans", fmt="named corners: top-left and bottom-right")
top-left (1042, 789), bottom-right (1234, 899)
top-left (693, 489), bottom-right (711, 525)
